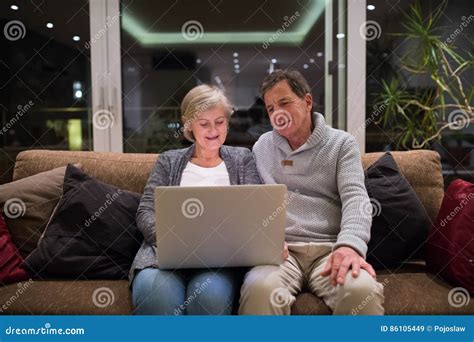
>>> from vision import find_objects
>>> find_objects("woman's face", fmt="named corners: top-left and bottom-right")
top-left (185, 105), bottom-right (228, 153)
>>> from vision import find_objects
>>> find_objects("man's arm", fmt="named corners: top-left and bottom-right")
top-left (321, 135), bottom-right (376, 285)
top-left (333, 135), bottom-right (372, 257)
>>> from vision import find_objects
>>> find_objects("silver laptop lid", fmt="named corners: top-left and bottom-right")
top-left (154, 184), bottom-right (287, 269)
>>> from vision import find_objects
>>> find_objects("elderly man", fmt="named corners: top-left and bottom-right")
top-left (239, 70), bottom-right (384, 315)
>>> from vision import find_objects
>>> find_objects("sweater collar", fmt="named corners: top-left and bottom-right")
top-left (178, 144), bottom-right (237, 185)
top-left (272, 112), bottom-right (327, 154)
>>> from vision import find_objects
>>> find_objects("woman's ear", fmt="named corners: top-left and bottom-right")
top-left (181, 116), bottom-right (192, 132)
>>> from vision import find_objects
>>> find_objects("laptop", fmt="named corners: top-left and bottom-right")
top-left (154, 184), bottom-right (287, 269)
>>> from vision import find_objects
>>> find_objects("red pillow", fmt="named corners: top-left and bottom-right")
top-left (0, 213), bottom-right (30, 284)
top-left (426, 179), bottom-right (474, 293)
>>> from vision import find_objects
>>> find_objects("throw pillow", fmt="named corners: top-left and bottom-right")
top-left (23, 164), bottom-right (143, 279)
top-left (365, 152), bottom-right (431, 269)
top-left (426, 179), bottom-right (474, 293)
top-left (0, 212), bottom-right (30, 284)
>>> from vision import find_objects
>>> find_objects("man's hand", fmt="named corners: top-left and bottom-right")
top-left (320, 246), bottom-right (376, 286)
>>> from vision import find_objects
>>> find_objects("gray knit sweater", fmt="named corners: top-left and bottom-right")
top-left (129, 144), bottom-right (262, 284)
top-left (252, 112), bottom-right (372, 258)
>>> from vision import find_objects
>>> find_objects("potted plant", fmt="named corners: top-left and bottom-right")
top-left (374, 1), bottom-right (473, 150)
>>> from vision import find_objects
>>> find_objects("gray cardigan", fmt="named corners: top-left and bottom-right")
top-left (129, 144), bottom-right (262, 284)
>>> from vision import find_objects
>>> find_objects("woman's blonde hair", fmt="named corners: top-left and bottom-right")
top-left (180, 84), bottom-right (233, 142)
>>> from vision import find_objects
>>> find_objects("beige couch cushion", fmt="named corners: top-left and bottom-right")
top-left (13, 150), bottom-right (158, 194)
top-left (0, 166), bottom-right (68, 256)
top-left (0, 279), bottom-right (132, 315)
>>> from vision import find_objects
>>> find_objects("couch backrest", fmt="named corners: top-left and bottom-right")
top-left (13, 150), bottom-right (158, 194)
top-left (13, 149), bottom-right (444, 221)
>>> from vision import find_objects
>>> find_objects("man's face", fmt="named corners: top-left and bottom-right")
top-left (263, 80), bottom-right (313, 140)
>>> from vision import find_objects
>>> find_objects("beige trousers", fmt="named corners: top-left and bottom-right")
top-left (239, 242), bottom-right (384, 315)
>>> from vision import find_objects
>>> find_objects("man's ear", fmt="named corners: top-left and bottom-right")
top-left (305, 93), bottom-right (313, 113)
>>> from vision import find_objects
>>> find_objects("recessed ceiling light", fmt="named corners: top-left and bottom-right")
top-left (309, 58), bottom-right (315, 63)
top-left (233, 52), bottom-right (239, 57)
top-left (196, 58), bottom-right (201, 64)
top-left (271, 58), bottom-right (277, 64)
top-left (46, 22), bottom-right (54, 29)
top-left (317, 52), bottom-right (323, 57)
top-left (74, 90), bottom-right (83, 99)
top-left (336, 33), bottom-right (345, 39)
top-left (235, 69), bottom-right (240, 73)
top-left (367, 4), bottom-right (375, 10)
top-left (72, 35), bottom-right (80, 41)
top-left (303, 64), bottom-right (309, 69)
top-left (233, 58), bottom-right (239, 63)
top-left (10, 5), bottom-right (19, 10)
top-left (234, 64), bottom-right (240, 69)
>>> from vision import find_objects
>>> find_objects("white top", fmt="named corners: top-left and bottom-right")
top-left (180, 161), bottom-right (230, 186)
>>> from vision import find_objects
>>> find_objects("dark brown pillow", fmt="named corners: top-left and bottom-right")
top-left (0, 164), bottom-right (79, 257)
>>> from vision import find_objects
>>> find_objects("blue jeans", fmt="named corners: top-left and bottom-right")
top-left (132, 268), bottom-right (242, 315)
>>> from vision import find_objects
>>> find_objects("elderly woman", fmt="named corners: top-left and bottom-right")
top-left (130, 85), bottom-right (261, 315)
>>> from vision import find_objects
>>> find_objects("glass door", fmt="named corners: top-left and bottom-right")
top-left (117, 0), bottom-right (349, 153)
top-left (0, 0), bottom-right (93, 183)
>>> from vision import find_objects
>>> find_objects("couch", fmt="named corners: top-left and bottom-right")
top-left (0, 149), bottom-right (472, 315)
